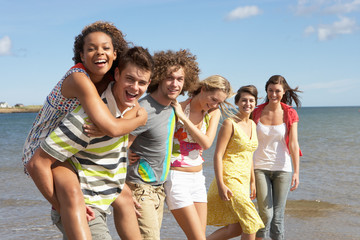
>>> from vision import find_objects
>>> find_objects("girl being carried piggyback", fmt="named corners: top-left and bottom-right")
top-left (23, 21), bottom-right (145, 240)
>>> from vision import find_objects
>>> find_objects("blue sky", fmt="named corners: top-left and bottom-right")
top-left (1, 0), bottom-right (359, 107)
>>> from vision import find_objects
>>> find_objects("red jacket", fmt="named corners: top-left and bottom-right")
top-left (252, 102), bottom-right (303, 157)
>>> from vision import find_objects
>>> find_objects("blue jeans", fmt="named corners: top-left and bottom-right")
top-left (255, 170), bottom-right (292, 240)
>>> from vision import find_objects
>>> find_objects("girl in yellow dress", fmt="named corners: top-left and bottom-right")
top-left (207, 85), bottom-right (264, 240)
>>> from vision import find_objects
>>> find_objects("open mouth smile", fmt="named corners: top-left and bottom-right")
top-left (94, 59), bottom-right (107, 67)
top-left (126, 91), bottom-right (138, 100)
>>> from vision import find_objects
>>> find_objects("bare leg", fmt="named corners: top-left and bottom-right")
top-left (52, 161), bottom-right (92, 240)
top-left (207, 223), bottom-right (242, 240)
top-left (112, 183), bottom-right (141, 240)
top-left (171, 204), bottom-right (206, 240)
top-left (194, 202), bottom-right (207, 234)
top-left (241, 233), bottom-right (256, 240)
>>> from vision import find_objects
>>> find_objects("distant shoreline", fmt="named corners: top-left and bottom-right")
top-left (0, 106), bottom-right (42, 114)
top-left (1, 105), bottom-right (358, 114)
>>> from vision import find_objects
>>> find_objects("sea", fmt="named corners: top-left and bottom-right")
top-left (0, 106), bottom-right (359, 240)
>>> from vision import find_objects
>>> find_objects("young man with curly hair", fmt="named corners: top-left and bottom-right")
top-left (126, 49), bottom-right (200, 240)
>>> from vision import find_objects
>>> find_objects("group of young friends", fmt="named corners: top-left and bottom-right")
top-left (22, 21), bottom-right (302, 240)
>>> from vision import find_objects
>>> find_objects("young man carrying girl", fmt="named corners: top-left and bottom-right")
top-left (23, 21), bottom-right (149, 239)
top-left (26, 46), bottom-right (153, 240)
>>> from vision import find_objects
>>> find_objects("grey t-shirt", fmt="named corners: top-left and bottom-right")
top-left (126, 94), bottom-right (176, 185)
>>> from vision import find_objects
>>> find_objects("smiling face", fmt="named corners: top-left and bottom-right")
top-left (80, 32), bottom-right (117, 83)
top-left (113, 63), bottom-right (151, 112)
top-left (157, 66), bottom-right (185, 104)
top-left (199, 88), bottom-right (227, 112)
top-left (236, 92), bottom-right (256, 116)
top-left (266, 83), bottom-right (285, 105)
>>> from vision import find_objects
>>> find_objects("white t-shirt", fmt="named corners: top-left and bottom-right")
top-left (253, 121), bottom-right (292, 172)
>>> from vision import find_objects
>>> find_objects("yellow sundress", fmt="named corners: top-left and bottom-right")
top-left (207, 118), bottom-right (264, 234)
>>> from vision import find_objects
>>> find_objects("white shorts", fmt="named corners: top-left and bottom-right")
top-left (164, 169), bottom-right (207, 210)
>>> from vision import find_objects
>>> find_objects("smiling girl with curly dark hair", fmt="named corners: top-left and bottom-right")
top-left (23, 21), bottom-right (149, 240)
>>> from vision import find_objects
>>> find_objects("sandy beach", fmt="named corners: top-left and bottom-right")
top-left (0, 106), bottom-right (41, 114)
top-left (160, 199), bottom-right (360, 239)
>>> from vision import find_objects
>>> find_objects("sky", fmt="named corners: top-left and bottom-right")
top-left (0, 0), bottom-right (359, 107)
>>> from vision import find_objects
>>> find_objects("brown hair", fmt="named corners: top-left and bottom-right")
top-left (235, 85), bottom-right (258, 105)
top-left (234, 85), bottom-right (258, 120)
top-left (117, 46), bottom-right (153, 74)
top-left (265, 75), bottom-right (302, 108)
top-left (147, 49), bottom-right (200, 94)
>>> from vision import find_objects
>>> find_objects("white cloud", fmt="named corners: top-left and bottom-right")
top-left (226, 6), bottom-right (262, 21)
top-left (294, 0), bottom-right (360, 15)
top-left (325, 0), bottom-right (360, 14)
top-left (304, 16), bottom-right (357, 40)
top-left (293, 0), bottom-right (325, 15)
top-left (304, 26), bottom-right (316, 35)
top-left (0, 36), bottom-right (12, 56)
top-left (318, 16), bottom-right (357, 40)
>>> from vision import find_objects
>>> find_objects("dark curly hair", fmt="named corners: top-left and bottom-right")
top-left (73, 21), bottom-right (128, 75)
top-left (265, 75), bottom-right (302, 108)
top-left (117, 46), bottom-right (154, 74)
top-left (147, 49), bottom-right (200, 94)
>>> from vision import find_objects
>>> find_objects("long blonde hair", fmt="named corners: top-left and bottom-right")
top-left (188, 75), bottom-right (235, 117)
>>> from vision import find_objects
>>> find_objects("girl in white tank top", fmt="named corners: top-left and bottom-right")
top-left (254, 122), bottom-right (292, 172)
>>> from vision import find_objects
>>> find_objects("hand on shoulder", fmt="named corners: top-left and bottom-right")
top-left (134, 106), bottom-right (148, 126)
top-left (171, 100), bottom-right (186, 121)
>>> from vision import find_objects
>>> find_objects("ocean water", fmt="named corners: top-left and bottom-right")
top-left (0, 107), bottom-right (359, 240)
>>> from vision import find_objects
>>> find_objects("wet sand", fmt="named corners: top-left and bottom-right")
top-left (283, 200), bottom-right (359, 240)
top-left (159, 199), bottom-right (360, 239)
top-left (2, 192), bottom-right (358, 240)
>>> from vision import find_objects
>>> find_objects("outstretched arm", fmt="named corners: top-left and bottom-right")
top-left (171, 100), bottom-right (221, 150)
top-left (289, 122), bottom-right (300, 191)
top-left (213, 119), bottom-right (234, 201)
top-left (62, 72), bottom-right (147, 137)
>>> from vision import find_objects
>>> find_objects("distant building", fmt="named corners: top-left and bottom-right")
top-left (0, 102), bottom-right (10, 108)
top-left (15, 103), bottom-right (24, 107)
